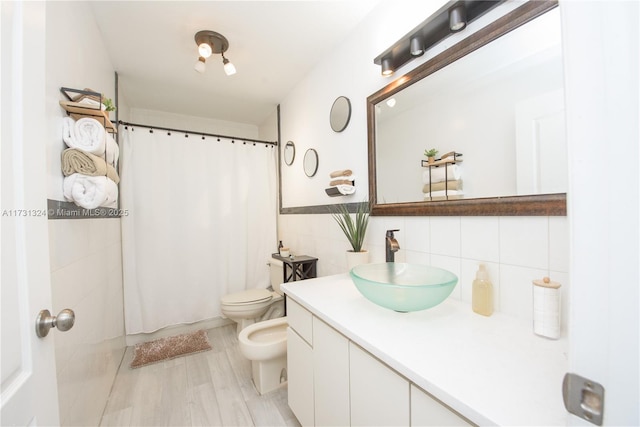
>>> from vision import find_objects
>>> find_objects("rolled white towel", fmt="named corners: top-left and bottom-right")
top-left (62, 117), bottom-right (106, 155)
top-left (77, 97), bottom-right (106, 110)
top-left (336, 184), bottom-right (356, 195)
top-left (63, 173), bottom-right (119, 209)
top-left (105, 132), bottom-right (120, 167)
top-left (422, 164), bottom-right (461, 184)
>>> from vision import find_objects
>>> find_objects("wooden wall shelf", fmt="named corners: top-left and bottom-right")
top-left (59, 100), bottom-right (116, 133)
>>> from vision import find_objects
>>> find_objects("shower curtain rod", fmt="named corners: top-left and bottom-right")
top-left (117, 120), bottom-right (278, 146)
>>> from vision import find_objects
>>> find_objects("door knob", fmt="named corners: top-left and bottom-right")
top-left (35, 308), bottom-right (75, 338)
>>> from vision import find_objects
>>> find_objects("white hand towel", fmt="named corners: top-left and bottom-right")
top-left (63, 173), bottom-right (118, 209)
top-left (337, 185), bottom-right (356, 195)
top-left (62, 117), bottom-right (106, 155)
top-left (422, 164), bottom-right (461, 184)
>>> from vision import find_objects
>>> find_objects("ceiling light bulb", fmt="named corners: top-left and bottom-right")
top-left (386, 98), bottom-right (396, 108)
top-left (194, 56), bottom-right (206, 73)
top-left (198, 42), bottom-right (213, 58)
top-left (223, 57), bottom-right (236, 76)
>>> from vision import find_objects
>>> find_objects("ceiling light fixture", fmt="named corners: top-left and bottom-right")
top-left (194, 30), bottom-right (236, 75)
top-left (373, 1), bottom-right (500, 76)
top-left (449, 5), bottom-right (467, 32)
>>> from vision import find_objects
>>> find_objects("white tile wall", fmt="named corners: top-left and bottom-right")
top-left (49, 218), bottom-right (125, 426)
top-left (278, 214), bottom-right (570, 334)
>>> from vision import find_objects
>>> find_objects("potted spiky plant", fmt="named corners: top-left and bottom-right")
top-left (331, 201), bottom-right (371, 270)
top-left (424, 148), bottom-right (438, 164)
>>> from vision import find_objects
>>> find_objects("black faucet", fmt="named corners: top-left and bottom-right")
top-left (385, 229), bottom-right (400, 262)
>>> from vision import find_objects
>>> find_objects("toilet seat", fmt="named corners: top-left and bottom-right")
top-left (221, 288), bottom-right (273, 306)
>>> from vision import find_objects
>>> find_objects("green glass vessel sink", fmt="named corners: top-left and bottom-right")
top-left (350, 263), bottom-right (458, 312)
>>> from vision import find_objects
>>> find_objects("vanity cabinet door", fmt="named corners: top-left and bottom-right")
top-left (410, 385), bottom-right (472, 426)
top-left (287, 327), bottom-right (314, 426)
top-left (312, 318), bottom-right (349, 426)
top-left (349, 343), bottom-right (410, 426)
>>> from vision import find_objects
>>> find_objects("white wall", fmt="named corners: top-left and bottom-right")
top-left (45, 2), bottom-right (125, 425)
top-left (128, 107), bottom-right (260, 139)
top-left (278, 1), bottom-right (570, 330)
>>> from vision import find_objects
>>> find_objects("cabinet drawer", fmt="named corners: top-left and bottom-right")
top-left (287, 327), bottom-right (314, 426)
top-left (287, 297), bottom-right (313, 345)
top-left (350, 342), bottom-right (410, 426)
top-left (411, 384), bottom-right (473, 426)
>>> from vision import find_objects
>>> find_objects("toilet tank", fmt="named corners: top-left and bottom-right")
top-left (269, 258), bottom-right (284, 295)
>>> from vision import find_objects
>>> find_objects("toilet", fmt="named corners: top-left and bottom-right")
top-left (220, 257), bottom-right (289, 394)
top-left (220, 258), bottom-right (285, 335)
top-left (238, 316), bottom-right (288, 395)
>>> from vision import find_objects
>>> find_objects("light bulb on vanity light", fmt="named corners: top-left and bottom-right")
top-left (381, 57), bottom-right (394, 77)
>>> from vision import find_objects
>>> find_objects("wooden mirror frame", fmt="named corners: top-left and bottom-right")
top-left (367, 0), bottom-right (566, 216)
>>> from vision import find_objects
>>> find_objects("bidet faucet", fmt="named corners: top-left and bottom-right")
top-left (385, 229), bottom-right (400, 262)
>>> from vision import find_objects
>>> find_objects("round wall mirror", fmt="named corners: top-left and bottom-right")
top-left (284, 141), bottom-right (296, 165)
top-left (303, 149), bottom-right (319, 177)
top-left (330, 96), bottom-right (351, 132)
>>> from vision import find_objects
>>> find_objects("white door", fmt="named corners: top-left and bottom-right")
top-left (1, 1), bottom-right (61, 425)
top-left (562, 1), bottom-right (639, 425)
top-left (515, 89), bottom-right (567, 195)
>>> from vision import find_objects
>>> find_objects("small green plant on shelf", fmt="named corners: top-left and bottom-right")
top-left (103, 96), bottom-right (116, 112)
top-left (424, 148), bottom-right (438, 163)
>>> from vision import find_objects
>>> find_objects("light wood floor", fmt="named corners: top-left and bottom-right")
top-left (100, 324), bottom-right (301, 427)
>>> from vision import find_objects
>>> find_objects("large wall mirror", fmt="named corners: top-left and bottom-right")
top-left (368, 0), bottom-right (566, 216)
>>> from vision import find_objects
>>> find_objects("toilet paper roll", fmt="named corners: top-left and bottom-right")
top-left (532, 277), bottom-right (561, 339)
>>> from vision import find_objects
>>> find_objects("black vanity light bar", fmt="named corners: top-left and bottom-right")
top-left (373, 0), bottom-right (505, 76)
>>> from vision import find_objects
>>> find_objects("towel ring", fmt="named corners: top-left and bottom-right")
top-left (284, 141), bottom-right (296, 166)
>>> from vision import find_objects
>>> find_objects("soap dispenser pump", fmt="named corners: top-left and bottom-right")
top-left (472, 263), bottom-right (493, 316)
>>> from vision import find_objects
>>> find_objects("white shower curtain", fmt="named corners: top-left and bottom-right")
top-left (120, 126), bottom-right (277, 334)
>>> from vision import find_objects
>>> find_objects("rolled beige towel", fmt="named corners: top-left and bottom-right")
top-left (329, 169), bottom-right (352, 178)
top-left (329, 179), bottom-right (354, 186)
top-left (422, 179), bottom-right (462, 193)
top-left (61, 148), bottom-right (120, 184)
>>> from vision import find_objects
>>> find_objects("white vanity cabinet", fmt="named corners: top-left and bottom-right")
top-left (350, 342), bottom-right (410, 426)
top-left (287, 296), bottom-right (470, 426)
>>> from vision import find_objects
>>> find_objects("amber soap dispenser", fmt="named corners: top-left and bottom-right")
top-left (472, 263), bottom-right (493, 316)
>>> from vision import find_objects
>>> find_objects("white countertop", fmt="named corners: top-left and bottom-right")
top-left (282, 274), bottom-right (569, 426)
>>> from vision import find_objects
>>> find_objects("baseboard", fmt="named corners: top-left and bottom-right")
top-left (125, 317), bottom-right (234, 346)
